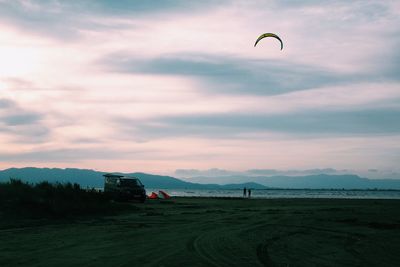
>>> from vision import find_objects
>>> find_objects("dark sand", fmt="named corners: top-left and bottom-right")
top-left (1, 197), bottom-right (399, 267)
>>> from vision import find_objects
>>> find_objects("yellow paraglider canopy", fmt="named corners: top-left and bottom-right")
top-left (254, 33), bottom-right (283, 50)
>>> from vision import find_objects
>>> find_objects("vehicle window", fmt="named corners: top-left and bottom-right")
top-left (120, 179), bottom-right (139, 186)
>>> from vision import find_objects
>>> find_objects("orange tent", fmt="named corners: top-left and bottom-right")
top-left (148, 192), bottom-right (158, 199)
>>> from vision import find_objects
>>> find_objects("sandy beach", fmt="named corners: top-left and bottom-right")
top-left (1, 197), bottom-right (399, 267)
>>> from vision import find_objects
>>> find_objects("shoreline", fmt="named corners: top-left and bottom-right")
top-left (148, 188), bottom-right (400, 200)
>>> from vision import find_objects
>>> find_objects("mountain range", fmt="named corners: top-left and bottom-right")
top-left (179, 174), bottom-right (400, 189)
top-left (1, 167), bottom-right (400, 190)
top-left (0, 167), bottom-right (267, 189)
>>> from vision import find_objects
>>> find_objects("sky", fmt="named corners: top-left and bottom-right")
top-left (0, 0), bottom-right (399, 178)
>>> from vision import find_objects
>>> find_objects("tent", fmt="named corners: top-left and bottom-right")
top-left (158, 190), bottom-right (171, 199)
top-left (148, 192), bottom-right (158, 199)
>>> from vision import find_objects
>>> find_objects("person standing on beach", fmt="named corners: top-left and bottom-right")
top-left (243, 187), bottom-right (247, 197)
top-left (248, 189), bottom-right (252, 198)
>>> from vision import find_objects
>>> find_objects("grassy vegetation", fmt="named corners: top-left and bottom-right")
top-left (0, 179), bottom-right (132, 219)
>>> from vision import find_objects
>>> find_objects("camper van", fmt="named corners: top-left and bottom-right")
top-left (103, 173), bottom-right (146, 202)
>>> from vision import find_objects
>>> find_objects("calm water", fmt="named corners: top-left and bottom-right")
top-left (147, 188), bottom-right (400, 199)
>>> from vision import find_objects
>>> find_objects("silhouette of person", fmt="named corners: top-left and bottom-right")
top-left (243, 187), bottom-right (247, 197)
top-left (248, 189), bottom-right (252, 198)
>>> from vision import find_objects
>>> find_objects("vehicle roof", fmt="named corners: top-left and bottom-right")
top-left (103, 173), bottom-right (140, 180)
top-left (103, 173), bottom-right (124, 178)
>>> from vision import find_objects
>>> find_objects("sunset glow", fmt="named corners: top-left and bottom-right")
top-left (0, 0), bottom-right (399, 178)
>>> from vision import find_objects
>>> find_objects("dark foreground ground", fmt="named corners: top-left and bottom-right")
top-left (1, 197), bottom-right (399, 267)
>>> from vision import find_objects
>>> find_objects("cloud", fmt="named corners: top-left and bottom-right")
top-left (0, 1), bottom-right (84, 40)
top-left (384, 46), bottom-right (400, 81)
top-left (175, 167), bottom-right (400, 180)
top-left (175, 168), bottom-right (236, 177)
top-left (0, 124), bottom-right (49, 143)
top-left (0, 146), bottom-right (156, 162)
top-left (247, 168), bottom-right (342, 176)
top-left (101, 53), bottom-right (355, 96)
top-left (0, 99), bottom-right (14, 108)
top-left (0, 148), bottom-right (112, 162)
top-left (102, 51), bottom-right (400, 97)
top-left (115, 107), bottom-right (400, 141)
top-left (77, 0), bottom-right (227, 15)
top-left (2, 113), bottom-right (41, 126)
top-left (175, 167), bottom-right (346, 178)
top-left (0, 98), bottom-right (42, 125)
top-left (0, 0), bottom-right (226, 40)
top-left (0, 98), bottom-right (48, 142)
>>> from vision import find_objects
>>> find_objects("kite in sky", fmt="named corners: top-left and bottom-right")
top-left (254, 33), bottom-right (283, 50)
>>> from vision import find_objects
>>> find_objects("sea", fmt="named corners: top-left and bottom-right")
top-left (147, 188), bottom-right (400, 199)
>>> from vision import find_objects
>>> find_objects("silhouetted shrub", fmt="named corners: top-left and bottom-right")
top-left (0, 179), bottom-right (131, 219)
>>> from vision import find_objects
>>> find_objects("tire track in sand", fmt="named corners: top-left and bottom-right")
top-left (187, 225), bottom-right (265, 267)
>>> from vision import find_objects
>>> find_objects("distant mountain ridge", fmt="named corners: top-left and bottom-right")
top-left (0, 167), bottom-right (267, 190)
top-left (181, 174), bottom-right (400, 189)
top-left (1, 167), bottom-right (399, 190)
